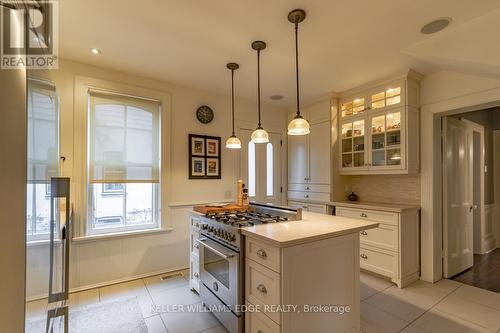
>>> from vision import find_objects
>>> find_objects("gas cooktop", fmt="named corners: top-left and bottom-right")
top-left (206, 211), bottom-right (289, 227)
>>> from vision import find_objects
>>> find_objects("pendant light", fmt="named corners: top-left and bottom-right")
top-left (251, 41), bottom-right (269, 144)
top-left (287, 9), bottom-right (310, 136)
top-left (225, 62), bottom-right (242, 149)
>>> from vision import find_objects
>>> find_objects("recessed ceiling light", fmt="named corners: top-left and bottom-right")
top-left (90, 48), bottom-right (101, 55)
top-left (420, 18), bottom-right (451, 34)
top-left (270, 95), bottom-right (284, 100)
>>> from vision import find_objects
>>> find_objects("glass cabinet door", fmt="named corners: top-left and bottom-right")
top-left (370, 84), bottom-right (403, 111)
top-left (341, 120), bottom-right (365, 169)
top-left (369, 111), bottom-right (402, 168)
top-left (341, 97), bottom-right (366, 118)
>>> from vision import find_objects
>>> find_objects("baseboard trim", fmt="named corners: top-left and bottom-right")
top-left (26, 265), bottom-right (189, 302)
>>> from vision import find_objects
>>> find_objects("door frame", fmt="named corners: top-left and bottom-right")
top-left (236, 120), bottom-right (286, 206)
top-left (420, 99), bottom-right (500, 282)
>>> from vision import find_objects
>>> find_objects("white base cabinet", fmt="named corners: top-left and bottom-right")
top-left (335, 204), bottom-right (420, 288)
top-left (287, 200), bottom-right (328, 214)
top-left (244, 234), bottom-right (361, 333)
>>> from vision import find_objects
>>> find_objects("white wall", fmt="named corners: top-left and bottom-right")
top-left (419, 70), bottom-right (500, 282)
top-left (26, 59), bottom-right (286, 299)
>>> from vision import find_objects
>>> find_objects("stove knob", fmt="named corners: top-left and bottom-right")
top-left (201, 224), bottom-right (207, 230)
top-left (231, 234), bottom-right (236, 242)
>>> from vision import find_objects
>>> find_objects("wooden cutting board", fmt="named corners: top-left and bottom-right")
top-left (193, 204), bottom-right (248, 215)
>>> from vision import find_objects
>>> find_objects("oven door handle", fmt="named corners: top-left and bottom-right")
top-left (197, 238), bottom-right (236, 259)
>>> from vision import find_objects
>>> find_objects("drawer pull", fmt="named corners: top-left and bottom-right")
top-left (360, 254), bottom-right (368, 259)
top-left (360, 230), bottom-right (368, 236)
top-left (306, 186), bottom-right (310, 190)
top-left (360, 213), bottom-right (368, 218)
top-left (256, 249), bottom-right (267, 259)
top-left (256, 284), bottom-right (267, 294)
top-left (304, 194), bottom-right (310, 198)
top-left (194, 272), bottom-right (199, 278)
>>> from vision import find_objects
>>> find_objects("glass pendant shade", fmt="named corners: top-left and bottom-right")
top-left (287, 115), bottom-right (310, 135)
top-left (251, 127), bottom-right (269, 143)
top-left (225, 135), bottom-right (242, 149)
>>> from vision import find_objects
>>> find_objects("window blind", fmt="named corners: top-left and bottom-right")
top-left (88, 91), bottom-right (161, 183)
top-left (27, 79), bottom-right (59, 184)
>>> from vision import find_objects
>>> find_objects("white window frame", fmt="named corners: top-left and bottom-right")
top-left (73, 76), bottom-right (172, 240)
top-left (26, 78), bottom-right (60, 243)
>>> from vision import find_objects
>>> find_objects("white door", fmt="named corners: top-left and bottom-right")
top-left (240, 129), bottom-right (282, 205)
top-left (443, 117), bottom-right (474, 278)
top-left (287, 133), bottom-right (308, 183)
top-left (309, 120), bottom-right (331, 184)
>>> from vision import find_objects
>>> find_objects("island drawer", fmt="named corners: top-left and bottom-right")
top-left (360, 223), bottom-right (398, 252)
top-left (245, 303), bottom-right (281, 333)
top-left (287, 190), bottom-right (330, 202)
top-left (190, 230), bottom-right (200, 259)
top-left (336, 207), bottom-right (398, 225)
top-left (360, 245), bottom-right (398, 278)
top-left (246, 259), bottom-right (281, 324)
top-left (288, 183), bottom-right (330, 193)
top-left (246, 237), bottom-right (281, 273)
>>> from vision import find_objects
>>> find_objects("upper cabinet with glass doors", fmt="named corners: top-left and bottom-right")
top-left (338, 70), bottom-right (422, 175)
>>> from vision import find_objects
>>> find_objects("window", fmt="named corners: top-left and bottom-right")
top-left (87, 91), bottom-right (161, 234)
top-left (248, 141), bottom-right (256, 198)
top-left (266, 143), bottom-right (273, 196)
top-left (26, 79), bottom-right (59, 242)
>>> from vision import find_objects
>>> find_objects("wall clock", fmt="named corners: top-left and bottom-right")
top-left (196, 105), bottom-right (214, 124)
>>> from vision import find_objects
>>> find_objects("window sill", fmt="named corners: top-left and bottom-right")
top-left (27, 239), bottom-right (61, 247)
top-left (72, 227), bottom-right (173, 244)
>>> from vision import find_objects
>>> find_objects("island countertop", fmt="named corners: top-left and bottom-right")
top-left (240, 211), bottom-right (379, 247)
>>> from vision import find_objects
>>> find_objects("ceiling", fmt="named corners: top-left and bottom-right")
top-left (58, 0), bottom-right (500, 108)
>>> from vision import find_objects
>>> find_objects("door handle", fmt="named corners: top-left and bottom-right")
top-left (197, 239), bottom-right (235, 259)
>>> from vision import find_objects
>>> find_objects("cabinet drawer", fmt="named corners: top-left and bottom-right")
top-left (360, 224), bottom-right (398, 252)
top-left (287, 190), bottom-right (330, 202)
top-left (336, 207), bottom-right (398, 225)
top-left (360, 245), bottom-right (397, 278)
top-left (287, 201), bottom-right (327, 214)
top-left (288, 183), bottom-right (330, 193)
top-left (246, 259), bottom-right (281, 324)
top-left (245, 303), bottom-right (281, 333)
top-left (246, 238), bottom-right (281, 273)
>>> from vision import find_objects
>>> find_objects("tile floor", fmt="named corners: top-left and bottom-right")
top-left (26, 270), bottom-right (500, 333)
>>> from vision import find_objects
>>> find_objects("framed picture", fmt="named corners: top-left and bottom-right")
top-left (191, 136), bottom-right (205, 156)
top-left (206, 158), bottom-right (220, 177)
top-left (188, 134), bottom-right (221, 179)
top-left (206, 138), bottom-right (219, 157)
top-left (191, 157), bottom-right (205, 177)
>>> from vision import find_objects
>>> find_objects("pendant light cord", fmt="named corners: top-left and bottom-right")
top-left (257, 49), bottom-right (262, 128)
top-left (231, 69), bottom-right (235, 136)
top-left (294, 22), bottom-right (301, 117)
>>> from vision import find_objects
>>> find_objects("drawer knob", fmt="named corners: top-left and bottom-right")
top-left (194, 243), bottom-right (199, 249)
top-left (360, 213), bottom-right (368, 218)
top-left (304, 194), bottom-right (310, 198)
top-left (360, 254), bottom-right (368, 259)
top-left (256, 284), bottom-right (267, 294)
top-left (194, 272), bottom-right (199, 278)
top-left (306, 186), bottom-right (310, 190)
top-left (256, 249), bottom-right (267, 259)
top-left (360, 230), bottom-right (368, 236)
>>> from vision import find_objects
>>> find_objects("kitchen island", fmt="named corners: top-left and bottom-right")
top-left (241, 211), bottom-right (378, 333)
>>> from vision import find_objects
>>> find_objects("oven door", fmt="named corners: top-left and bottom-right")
top-left (198, 237), bottom-right (240, 312)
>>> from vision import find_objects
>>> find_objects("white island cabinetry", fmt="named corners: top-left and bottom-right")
top-left (242, 212), bottom-right (378, 333)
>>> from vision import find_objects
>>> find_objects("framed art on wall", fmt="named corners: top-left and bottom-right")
top-left (188, 134), bottom-right (221, 179)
